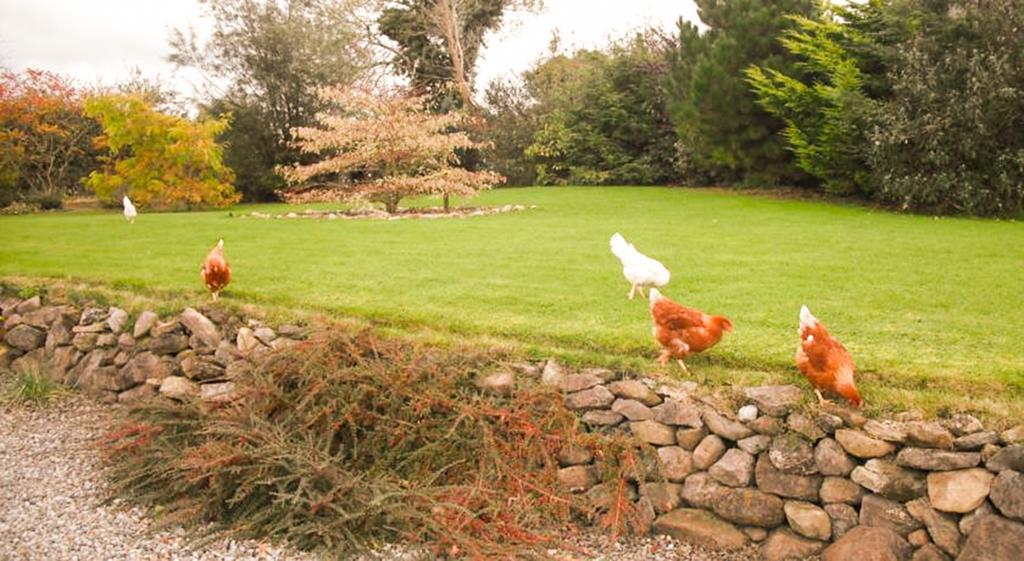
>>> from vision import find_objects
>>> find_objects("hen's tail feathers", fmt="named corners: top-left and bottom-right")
top-left (216, 239), bottom-right (224, 249)
top-left (609, 233), bottom-right (637, 260)
top-left (799, 305), bottom-right (817, 331)
top-left (716, 316), bottom-right (734, 332)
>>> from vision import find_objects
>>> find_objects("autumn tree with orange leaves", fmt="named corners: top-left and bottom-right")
top-left (0, 69), bottom-right (100, 208)
top-left (280, 86), bottom-right (504, 213)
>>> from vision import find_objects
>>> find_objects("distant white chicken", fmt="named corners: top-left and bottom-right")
top-left (122, 195), bottom-right (137, 223)
top-left (609, 233), bottom-right (671, 299)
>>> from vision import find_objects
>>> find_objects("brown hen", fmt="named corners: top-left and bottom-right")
top-left (648, 288), bottom-right (732, 372)
top-left (201, 239), bottom-right (231, 301)
top-left (795, 305), bottom-right (862, 408)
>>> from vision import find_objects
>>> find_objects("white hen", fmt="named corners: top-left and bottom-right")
top-left (122, 195), bottom-right (137, 223)
top-left (609, 233), bottom-right (671, 299)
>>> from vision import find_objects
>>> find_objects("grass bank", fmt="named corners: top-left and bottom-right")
top-left (2, 187), bottom-right (1021, 419)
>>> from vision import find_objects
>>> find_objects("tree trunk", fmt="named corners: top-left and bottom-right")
top-left (443, 193), bottom-right (450, 212)
top-left (435, 0), bottom-right (475, 111)
top-left (385, 193), bottom-right (400, 214)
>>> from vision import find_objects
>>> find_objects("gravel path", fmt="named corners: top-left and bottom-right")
top-left (0, 396), bottom-right (763, 561)
top-left (0, 396), bottom-right (319, 561)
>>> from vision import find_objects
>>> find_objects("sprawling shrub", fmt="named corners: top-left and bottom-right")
top-left (522, 34), bottom-right (678, 186)
top-left (480, 79), bottom-right (539, 186)
top-left (866, 0), bottom-right (1024, 216)
top-left (103, 329), bottom-right (646, 558)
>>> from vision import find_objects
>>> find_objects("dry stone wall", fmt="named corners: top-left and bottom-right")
top-left (0, 294), bottom-right (306, 407)
top-left (506, 360), bottom-right (1024, 561)
top-left (3, 293), bottom-right (1023, 561)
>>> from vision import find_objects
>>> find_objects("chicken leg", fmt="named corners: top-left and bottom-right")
top-left (676, 359), bottom-right (689, 373)
top-left (628, 284), bottom-right (637, 299)
top-left (657, 350), bottom-right (671, 365)
top-left (814, 389), bottom-right (832, 406)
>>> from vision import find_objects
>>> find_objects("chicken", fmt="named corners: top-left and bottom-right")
top-left (201, 239), bottom-right (231, 301)
top-left (610, 233), bottom-right (670, 299)
top-left (648, 288), bottom-right (732, 372)
top-left (794, 305), bottom-right (863, 408)
top-left (122, 195), bottom-right (137, 223)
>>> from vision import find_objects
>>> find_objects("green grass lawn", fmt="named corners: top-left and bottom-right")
top-left (2, 187), bottom-right (1022, 420)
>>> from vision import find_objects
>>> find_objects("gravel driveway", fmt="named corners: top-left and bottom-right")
top-left (0, 396), bottom-right (763, 561)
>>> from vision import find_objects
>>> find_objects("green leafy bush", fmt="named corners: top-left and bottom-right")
top-left (865, 0), bottom-right (1024, 216)
top-left (746, 14), bottom-right (877, 196)
top-left (481, 79), bottom-right (540, 186)
top-left (746, 0), bottom-right (1024, 216)
top-left (523, 34), bottom-right (678, 186)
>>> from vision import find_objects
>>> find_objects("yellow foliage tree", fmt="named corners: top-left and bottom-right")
top-left (279, 86), bottom-right (504, 213)
top-left (85, 94), bottom-right (239, 209)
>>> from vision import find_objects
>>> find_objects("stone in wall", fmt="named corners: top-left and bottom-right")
top-left (709, 449), bottom-right (755, 487)
top-left (850, 459), bottom-right (927, 502)
top-left (824, 503), bottom-right (858, 540)
top-left (905, 497), bottom-right (961, 558)
top-left (836, 428), bottom-right (896, 458)
top-left (989, 469), bottom-right (1024, 521)
top-left (769, 432), bottom-right (818, 475)
top-left (712, 487), bottom-right (785, 528)
top-left (783, 500), bottom-right (831, 541)
top-left (859, 494), bottom-right (923, 537)
top-left (703, 408), bottom-right (753, 441)
top-left (693, 435), bottom-right (727, 470)
top-left (559, 372), bottom-right (602, 393)
top-left (652, 509), bottom-right (749, 551)
top-left (608, 379), bottom-right (661, 407)
top-left (957, 514), bottom-right (1024, 561)
top-left (820, 476), bottom-right (864, 505)
top-left (760, 527), bottom-right (825, 561)
top-left (744, 385), bottom-right (802, 417)
top-left (821, 526), bottom-right (912, 561)
top-left (986, 445), bottom-right (1024, 472)
top-left (927, 468), bottom-right (994, 513)
top-left (755, 453), bottom-right (822, 502)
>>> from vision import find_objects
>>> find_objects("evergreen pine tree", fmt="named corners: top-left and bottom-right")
top-left (665, 0), bottom-right (818, 185)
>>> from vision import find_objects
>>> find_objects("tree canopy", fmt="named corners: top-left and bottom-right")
top-left (665, 0), bottom-right (818, 186)
top-left (0, 69), bottom-right (100, 208)
top-left (522, 34), bottom-right (677, 186)
top-left (85, 94), bottom-right (239, 209)
top-left (378, 0), bottom-right (537, 110)
top-left (4, 0), bottom-right (1022, 217)
top-left (281, 86), bottom-right (503, 212)
top-left (747, 0), bottom-right (1024, 216)
top-left (169, 0), bottom-right (374, 200)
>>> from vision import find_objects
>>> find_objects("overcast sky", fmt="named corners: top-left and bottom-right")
top-left (0, 0), bottom-right (701, 101)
